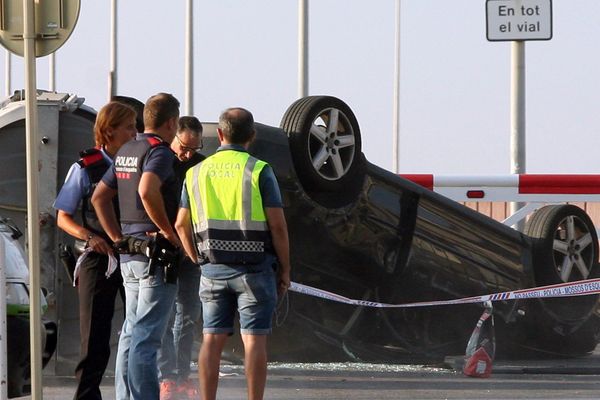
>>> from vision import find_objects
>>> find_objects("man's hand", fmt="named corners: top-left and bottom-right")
top-left (175, 207), bottom-right (199, 264)
top-left (160, 229), bottom-right (182, 249)
top-left (87, 235), bottom-right (113, 255)
top-left (277, 270), bottom-right (291, 296)
top-left (266, 207), bottom-right (291, 296)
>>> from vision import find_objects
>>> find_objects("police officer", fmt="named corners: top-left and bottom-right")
top-left (158, 116), bottom-right (205, 400)
top-left (54, 101), bottom-right (137, 400)
top-left (175, 107), bottom-right (291, 400)
top-left (92, 93), bottom-right (181, 400)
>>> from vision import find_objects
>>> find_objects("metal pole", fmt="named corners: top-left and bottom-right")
top-left (298, 0), bottom-right (308, 98)
top-left (23, 0), bottom-right (43, 398)
top-left (184, 0), bottom-right (193, 115)
top-left (4, 51), bottom-right (11, 98)
top-left (49, 52), bottom-right (55, 92)
top-left (392, 0), bottom-right (401, 174)
top-left (0, 236), bottom-right (7, 400)
top-left (510, 41), bottom-right (526, 229)
top-left (108, 0), bottom-right (117, 100)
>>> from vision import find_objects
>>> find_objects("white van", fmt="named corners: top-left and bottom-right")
top-left (2, 218), bottom-right (57, 397)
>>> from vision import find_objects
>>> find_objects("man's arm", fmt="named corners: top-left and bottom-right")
top-left (265, 207), bottom-right (291, 295)
top-left (138, 171), bottom-right (181, 248)
top-left (175, 207), bottom-right (198, 264)
top-left (91, 181), bottom-right (122, 242)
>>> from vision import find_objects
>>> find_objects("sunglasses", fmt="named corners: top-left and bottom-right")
top-left (176, 134), bottom-right (203, 152)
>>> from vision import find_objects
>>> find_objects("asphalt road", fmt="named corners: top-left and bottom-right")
top-left (15, 356), bottom-right (600, 400)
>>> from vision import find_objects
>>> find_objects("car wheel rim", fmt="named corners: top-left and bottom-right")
top-left (552, 215), bottom-right (595, 282)
top-left (307, 107), bottom-right (356, 181)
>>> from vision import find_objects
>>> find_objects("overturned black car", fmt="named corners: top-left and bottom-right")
top-left (200, 96), bottom-right (600, 361)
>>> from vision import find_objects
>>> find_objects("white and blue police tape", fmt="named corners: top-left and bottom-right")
top-left (289, 278), bottom-right (600, 308)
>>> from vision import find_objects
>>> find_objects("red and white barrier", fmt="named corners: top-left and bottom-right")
top-left (401, 174), bottom-right (600, 202)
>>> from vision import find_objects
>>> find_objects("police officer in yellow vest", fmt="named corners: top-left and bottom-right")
top-left (175, 107), bottom-right (291, 400)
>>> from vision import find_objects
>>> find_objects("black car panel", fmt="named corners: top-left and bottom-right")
top-left (186, 96), bottom-right (600, 361)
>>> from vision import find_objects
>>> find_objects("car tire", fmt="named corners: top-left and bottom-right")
top-left (525, 204), bottom-right (598, 285)
top-left (524, 204), bottom-right (600, 328)
top-left (280, 96), bottom-right (363, 193)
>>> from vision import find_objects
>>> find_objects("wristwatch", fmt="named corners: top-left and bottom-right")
top-left (85, 233), bottom-right (95, 247)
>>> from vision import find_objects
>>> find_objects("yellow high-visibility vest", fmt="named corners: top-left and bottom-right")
top-left (185, 149), bottom-right (271, 264)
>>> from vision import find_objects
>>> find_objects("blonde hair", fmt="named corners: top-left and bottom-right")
top-left (94, 101), bottom-right (137, 146)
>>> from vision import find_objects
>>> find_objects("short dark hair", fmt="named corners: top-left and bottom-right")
top-left (178, 116), bottom-right (203, 137)
top-left (143, 93), bottom-right (180, 130)
top-left (218, 107), bottom-right (255, 144)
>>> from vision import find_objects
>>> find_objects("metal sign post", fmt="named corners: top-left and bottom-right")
top-left (109, 0), bottom-right (117, 100)
top-left (392, 0), bottom-right (401, 174)
top-left (486, 0), bottom-right (552, 229)
top-left (184, 0), bottom-right (193, 115)
top-left (22, 3), bottom-right (43, 398)
top-left (298, 0), bottom-right (308, 98)
top-left (0, 1), bottom-right (80, 398)
top-left (510, 40), bottom-right (526, 227)
top-left (0, 237), bottom-right (6, 400)
top-left (3, 51), bottom-right (10, 97)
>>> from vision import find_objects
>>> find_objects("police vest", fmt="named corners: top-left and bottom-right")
top-left (115, 135), bottom-right (179, 225)
top-left (76, 148), bottom-right (116, 240)
top-left (186, 150), bottom-right (272, 265)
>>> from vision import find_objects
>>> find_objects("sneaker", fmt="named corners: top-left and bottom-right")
top-left (177, 379), bottom-right (199, 399)
top-left (160, 379), bottom-right (178, 400)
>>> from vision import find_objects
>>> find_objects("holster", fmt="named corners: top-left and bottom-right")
top-left (58, 243), bottom-right (76, 284)
top-left (73, 239), bottom-right (86, 256)
top-left (147, 234), bottom-right (179, 283)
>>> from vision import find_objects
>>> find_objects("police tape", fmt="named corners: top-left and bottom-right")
top-left (289, 278), bottom-right (600, 308)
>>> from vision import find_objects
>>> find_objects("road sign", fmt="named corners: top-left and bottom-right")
top-left (0, 0), bottom-right (81, 57)
top-left (486, 0), bottom-right (552, 41)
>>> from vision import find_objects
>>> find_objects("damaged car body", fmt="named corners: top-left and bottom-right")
top-left (203, 96), bottom-right (600, 361)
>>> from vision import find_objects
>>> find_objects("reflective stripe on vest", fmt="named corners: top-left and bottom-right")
top-left (186, 150), bottom-right (270, 263)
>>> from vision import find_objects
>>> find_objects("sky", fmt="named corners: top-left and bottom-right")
top-left (1, 0), bottom-right (599, 175)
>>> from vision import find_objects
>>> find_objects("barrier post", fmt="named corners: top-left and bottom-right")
top-left (0, 236), bottom-right (7, 400)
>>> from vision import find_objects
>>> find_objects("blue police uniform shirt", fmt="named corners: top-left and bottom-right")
top-left (54, 147), bottom-right (113, 214)
top-left (102, 133), bottom-right (176, 262)
top-left (180, 144), bottom-right (283, 279)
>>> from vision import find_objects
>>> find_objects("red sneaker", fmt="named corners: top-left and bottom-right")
top-left (160, 379), bottom-right (178, 400)
top-left (177, 379), bottom-right (199, 399)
